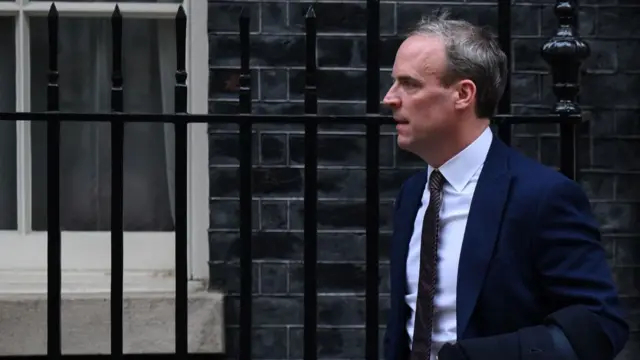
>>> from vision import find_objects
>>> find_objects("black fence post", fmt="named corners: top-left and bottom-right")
top-left (496, 0), bottom-right (512, 145)
top-left (174, 5), bottom-right (189, 358)
top-left (110, 5), bottom-right (124, 358)
top-left (46, 4), bottom-right (61, 358)
top-left (303, 6), bottom-right (318, 360)
top-left (238, 7), bottom-right (253, 360)
top-left (365, 0), bottom-right (380, 360)
top-left (541, 0), bottom-right (590, 181)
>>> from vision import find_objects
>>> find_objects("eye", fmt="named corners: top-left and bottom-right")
top-left (401, 79), bottom-right (420, 90)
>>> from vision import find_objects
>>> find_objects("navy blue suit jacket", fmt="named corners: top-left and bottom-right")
top-left (384, 134), bottom-right (629, 360)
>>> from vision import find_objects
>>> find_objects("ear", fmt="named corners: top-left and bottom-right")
top-left (453, 79), bottom-right (476, 111)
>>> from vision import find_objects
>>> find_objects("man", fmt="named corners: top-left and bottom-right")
top-left (383, 12), bottom-right (628, 360)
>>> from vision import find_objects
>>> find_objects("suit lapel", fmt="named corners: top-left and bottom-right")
top-left (456, 136), bottom-right (512, 339)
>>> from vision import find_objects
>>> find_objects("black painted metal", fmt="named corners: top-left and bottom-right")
top-left (174, 6), bottom-right (189, 358)
top-left (47, 4), bottom-right (61, 359)
top-left (111, 5), bottom-right (124, 358)
top-left (496, 0), bottom-right (512, 146)
top-left (238, 8), bottom-right (253, 360)
top-left (365, 2), bottom-right (380, 360)
top-left (303, 7), bottom-right (318, 360)
top-left (541, 0), bottom-right (589, 181)
top-left (0, 1), bottom-right (590, 359)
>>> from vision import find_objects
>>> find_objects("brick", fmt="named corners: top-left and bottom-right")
top-left (514, 38), bottom-right (548, 72)
top-left (251, 327), bottom-right (288, 359)
top-left (209, 199), bottom-right (259, 230)
top-left (619, 297), bottom-right (640, 332)
top-left (259, 69), bottom-right (288, 101)
top-left (317, 37), bottom-right (366, 68)
top-left (290, 263), bottom-right (366, 294)
top-left (208, 262), bottom-right (259, 295)
top-left (615, 236), bottom-right (640, 267)
top-left (512, 5), bottom-right (540, 37)
top-left (207, 0), bottom-right (640, 357)
top-left (289, 134), bottom-right (395, 168)
top-left (511, 73), bottom-right (540, 105)
top-left (599, 235), bottom-right (616, 262)
top-left (209, 68), bottom-right (259, 100)
top-left (289, 327), bottom-right (366, 358)
top-left (613, 267), bottom-right (640, 297)
top-left (582, 74), bottom-right (640, 109)
top-left (290, 69), bottom-right (368, 101)
top-left (288, 2), bottom-right (396, 35)
top-left (260, 262), bottom-right (289, 294)
top-left (261, 2), bottom-right (290, 33)
top-left (585, 109), bottom-right (616, 137)
top-left (597, 7), bottom-right (640, 38)
top-left (591, 202), bottom-right (640, 234)
top-left (208, 2), bottom-right (259, 33)
top-left (253, 167), bottom-right (305, 197)
top-left (210, 34), bottom-right (307, 68)
top-left (260, 200), bottom-right (288, 230)
top-left (253, 296), bottom-right (305, 325)
top-left (582, 40), bottom-right (618, 73)
top-left (616, 110), bottom-right (640, 136)
top-left (578, 172), bottom-right (614, 200)
top-left (592, 139), bottom-right (640, 171)
top-left (252, 232), bottom-right (305, 261)
top-left (289, 200), bottom-right (394, 231)
top-left (396, 3), bottom-right (498, 35)
top-left (616, 174), bottom-right (640, 201)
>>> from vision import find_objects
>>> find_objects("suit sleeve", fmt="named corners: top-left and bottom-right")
top-left (533, 177), bottom-right (629, 357)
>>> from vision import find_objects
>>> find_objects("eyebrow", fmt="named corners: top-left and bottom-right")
top-left (392, 74), bottom-right (422, 84)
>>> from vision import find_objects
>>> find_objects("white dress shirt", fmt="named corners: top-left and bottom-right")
top-left (405, 127), bottom-right (493, 359)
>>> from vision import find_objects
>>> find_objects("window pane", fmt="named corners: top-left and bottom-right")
top-left (0, 17), bottom-right (17, 230)
top-left (30, 17), bottom-right (177, 232)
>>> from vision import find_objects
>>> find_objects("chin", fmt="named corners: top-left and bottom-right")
top-left (396, 136), bottom-right (413, 152)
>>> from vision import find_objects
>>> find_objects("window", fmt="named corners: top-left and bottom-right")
top-left (0, 0), bottom-right (209, 293)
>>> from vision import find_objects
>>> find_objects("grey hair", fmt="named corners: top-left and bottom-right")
top-left (409, 10), bottom-right (508, 118)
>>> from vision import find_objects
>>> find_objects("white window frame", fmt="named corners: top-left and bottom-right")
top-left (0, 0), bottom-right (209, 293)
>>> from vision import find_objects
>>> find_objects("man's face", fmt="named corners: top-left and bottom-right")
top-left (383, 35), bottom-right (459, 154)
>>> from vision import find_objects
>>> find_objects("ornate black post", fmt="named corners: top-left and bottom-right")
top-left (541, 0), bottom-right (590, 180)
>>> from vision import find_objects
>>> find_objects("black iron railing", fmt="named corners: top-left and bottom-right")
top-left (0, 0), bottom-right (588, 359)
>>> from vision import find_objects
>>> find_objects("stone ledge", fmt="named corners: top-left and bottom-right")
top-left (0, 291), bottom-right (225, 355)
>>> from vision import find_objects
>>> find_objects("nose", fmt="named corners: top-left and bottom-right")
top-left (383, 88), bottom-right (401, 109)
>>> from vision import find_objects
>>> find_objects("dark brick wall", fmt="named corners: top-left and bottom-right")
top-left (206, 0), bottom-right (639, 359)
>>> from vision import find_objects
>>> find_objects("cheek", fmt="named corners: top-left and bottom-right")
top-left (411, 92), bottom-right (448, 116)
top-left (432, 91), bottom-right (454, 109)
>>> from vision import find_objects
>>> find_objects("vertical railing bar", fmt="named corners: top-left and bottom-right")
top-left (497, 0), bottom-right (512, 146)
top-left (541, 0), bottom-right (589, 181)
top-left (174, 5), bottom-right (189, 358)
top-left (303, 6), bottom-right (318, 360)
top-left (46, 4), bottom-right (61, 358)
top-left (110, 5), bottom-right (124, 358)
top-left (238, 7), bottom-right (253, 360)
top-left (365, 1), bottom-right (380, 360)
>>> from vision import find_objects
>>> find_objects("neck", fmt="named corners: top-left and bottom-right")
top-left (419, 118), bottom-right (490, 168)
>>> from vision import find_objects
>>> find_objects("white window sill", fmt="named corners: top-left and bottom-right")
top-left (0, 270), bottom-right (206, 295)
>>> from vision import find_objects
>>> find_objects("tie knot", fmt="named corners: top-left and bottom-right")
top-left (428, 169), bottom-right (445, 192)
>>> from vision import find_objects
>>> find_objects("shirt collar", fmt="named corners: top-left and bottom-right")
top-left (427, 126), bottom-right (493, 192)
